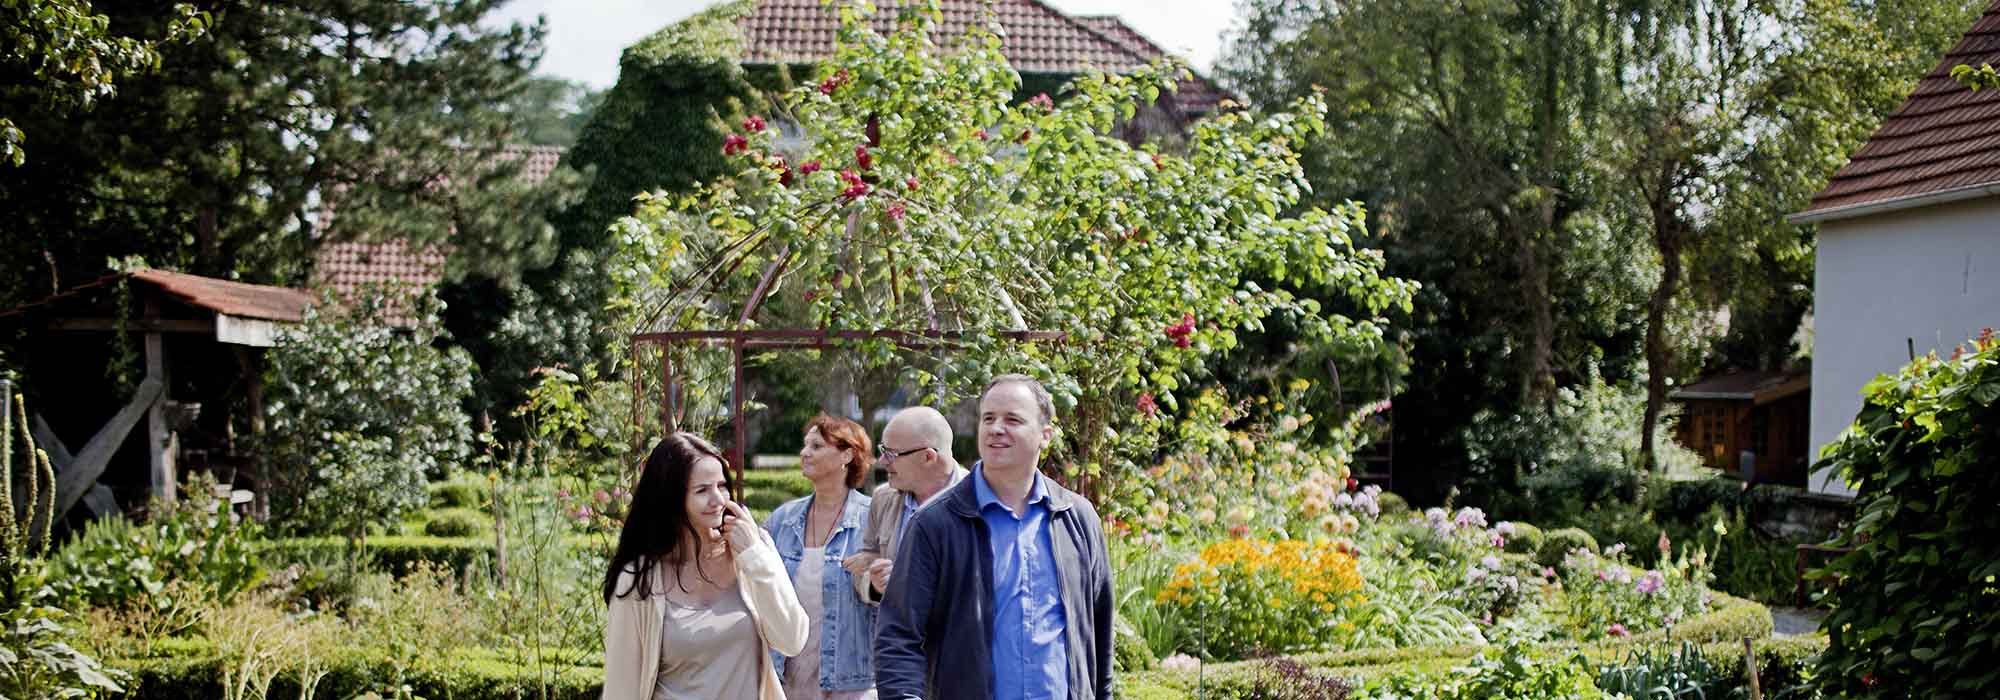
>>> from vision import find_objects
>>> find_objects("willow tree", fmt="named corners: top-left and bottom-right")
top-left (609, 1), bottom-right (1415, 491)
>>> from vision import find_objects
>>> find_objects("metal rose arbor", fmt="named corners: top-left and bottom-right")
top-left (614, 1), bottom-right (1414, 501)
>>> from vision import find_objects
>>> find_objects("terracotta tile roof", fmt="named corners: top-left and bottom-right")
top-left (1071, 15), bottom-right (1229, 114)
top-left (1799, 0), bottom-right (2000, 219)
top-left (311, 145), bottom-right (563, 325)
top-left (0, 269), bottom-right (313, 323)
top-left (735, 0), bottom-right (1231, 113)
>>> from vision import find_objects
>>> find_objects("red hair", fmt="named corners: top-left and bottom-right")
top-left (806, 414), bottom-right (871, 489)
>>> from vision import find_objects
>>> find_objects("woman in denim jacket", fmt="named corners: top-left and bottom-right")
top-left (764, 414), bottom-right (877, 699)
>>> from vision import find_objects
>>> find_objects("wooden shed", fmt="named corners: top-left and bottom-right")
top-left (0, 269), bottom-right (313, 526)
top-left (1670, 370), bottom-right (1812, 487)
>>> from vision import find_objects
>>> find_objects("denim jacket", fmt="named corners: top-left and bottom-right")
top-left (764, 489), bottom-right (876, 692)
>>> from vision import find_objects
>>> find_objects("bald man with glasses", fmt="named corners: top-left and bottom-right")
top-left (841, 406), bottom-right (968, 602)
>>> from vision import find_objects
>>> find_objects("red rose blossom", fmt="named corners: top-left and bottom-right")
top-left (799, 160), bottom-right (822, 175)
top-left (742, 115), bottom-right (766, 132)
top-left (855, 144), bottom-right (873, 171)
top-left (721, 133), bottom-right (749, 156)
top-left (1137, 392), bottom-right (1158, 418)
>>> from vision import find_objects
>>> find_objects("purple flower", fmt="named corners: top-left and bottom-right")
top-left (1636, 570), bottom-right (1665, 595)
top-left (1607, 623), bottom-right (1630, 637)
top-left (573, 506), bottom-right (594, 521)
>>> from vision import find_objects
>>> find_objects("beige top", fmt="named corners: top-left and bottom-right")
top-left (654, 588), bottom-right (760, 700)
top-left (602, 520), bottom-right (808, 700)
top-left (780, 548), bottom-right (825, 699)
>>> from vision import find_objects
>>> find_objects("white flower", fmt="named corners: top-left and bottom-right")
top-left (1161, 654), bottom-right (1202, 673)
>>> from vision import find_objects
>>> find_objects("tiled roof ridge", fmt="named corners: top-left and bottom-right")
top-left (1797, 0), bottom-right (2000, 217)
top-left (1019, 0), bottom-right (1158, 71)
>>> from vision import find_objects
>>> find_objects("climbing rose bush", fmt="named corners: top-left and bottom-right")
top-left (608, 0), bottom-right (1414, 497)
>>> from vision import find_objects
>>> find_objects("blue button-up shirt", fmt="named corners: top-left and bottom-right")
top-left (973, 465), bottom-right (1068, 700)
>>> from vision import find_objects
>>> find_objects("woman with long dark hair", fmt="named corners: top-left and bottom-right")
top-left (764, 415), bottom-right (877, 699)
top-left (602, 432), bottom-right (808, 700)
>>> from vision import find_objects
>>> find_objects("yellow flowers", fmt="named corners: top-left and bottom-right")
top-left (1157, 539), bottom-right (1364, 607)
top-left (1155, 538), bottom-right (1367, 658)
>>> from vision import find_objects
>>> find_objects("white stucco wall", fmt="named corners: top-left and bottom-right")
top-left (1810, 196), bottom-right (2000, 495)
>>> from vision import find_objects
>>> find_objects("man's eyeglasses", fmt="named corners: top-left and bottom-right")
top-left (877, 444), bottom-right (933, 461)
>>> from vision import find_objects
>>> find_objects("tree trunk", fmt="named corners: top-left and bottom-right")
top-left (1642, 199), bottom-right (1686, 473)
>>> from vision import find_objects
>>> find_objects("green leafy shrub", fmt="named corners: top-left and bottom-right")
top-left (1, 603), bottom-right (131, 698)
top-left (1359, 641), bottom-right (1608, 699)
top-left (1536, 528), bottom-right (1598, 568)
top-left (429, 480), bottom-right (486, 509)
top-left (1114, 616), bottom-right (1158, 673)
top-left (1375, 491), bottom-right (1409, 518)
top-left (261, 291), bottom-right (474, 541)
top-left (1502, 522), bottom-right (1543, 556)
top-left (422, 508), bottom-right (492, 538)
top-left (1812, 330), bottom-right (2000, 698)
top-left (1555, 540), bottom-right (1713, 642)
top-left (48, 481), bottom-right (262, 610)
top-left (103, 637), bottom-right (600, 700)
top-left (259, 536), bottom-right (494, 580)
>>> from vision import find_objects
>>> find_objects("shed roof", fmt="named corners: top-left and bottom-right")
top-left (0, 268), bottom-right (314, 323)
top-left (1671, 370), bottom-right (1810, 404)
top-left (1794, 0), bottom-right (2000, 222)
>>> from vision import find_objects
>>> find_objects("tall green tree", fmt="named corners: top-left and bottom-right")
top-left (1219, 0), bottom-right (1650, 499)
top-left (1700, 0), bottom-right (1981, 374)
top-left (1596, 0), bottom-right (1782, 471)
top-left (0, 0), bottom-right (572, 309)
top-left (0, 1), bottom-right (208, 166)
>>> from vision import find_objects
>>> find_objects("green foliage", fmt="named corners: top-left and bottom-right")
top-left (1502, 523), bottom-right (1543, 556)
top-left (105, 637), bottom-right (599, 700)
top-left (612, 0), bottom-right (1414, 497)
top-left (1812, 331), bottom-right (2000, 698)
top-left (261, 293), bottom-right (474, 540)
top-left (0, 1), bottom-right (209, 165)
top-left (739, 467), bottom-right (813, 519)
top-left (260, 536), bottom-right (496, 581)
top-left (47, 487), bottom-right (262, 611)
top-left (0, 380), bottom-right (129, 698)
top-left (1537, 529), bottom-right (1600, 569)
top-left (0, 602), bottom-right (130, 698)
top-left (429, 480), bottom-right (487, 510)
top-left (422, 509), bottom-right (492, 538)
top-left (1954, 63), bottom-right (2000, 91)
top-left (1359, 641), bottom-right (1608, 699)
top-left (1595, 641), bottom-right (1730, 699)
top-left (0, 0), bottom-right (578, 309)
top-left (1114, 616), bottom-right (1159, 673)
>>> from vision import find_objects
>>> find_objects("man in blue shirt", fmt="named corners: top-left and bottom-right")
top-left (876, 375), bottom-right (1114, 700)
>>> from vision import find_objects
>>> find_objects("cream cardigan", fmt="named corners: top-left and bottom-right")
top-left (601, 527), bottom-right (809, 700)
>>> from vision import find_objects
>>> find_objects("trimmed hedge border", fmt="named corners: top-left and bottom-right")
top-left (111, 638), bottom-right (599, 699)
top-left (1122, 592), bottom-right (1794, 697)
top-left (105, 593), bottom-right (1806, 699)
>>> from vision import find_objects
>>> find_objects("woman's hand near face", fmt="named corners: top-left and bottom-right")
top-left (717, 500), bottom-right (761, 554)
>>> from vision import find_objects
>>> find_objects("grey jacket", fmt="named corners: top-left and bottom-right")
top-left (873, 469), bottom-right (1114, 700)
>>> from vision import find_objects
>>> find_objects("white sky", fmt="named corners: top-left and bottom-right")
top-left (491, 0), bottom-right (1241, 90)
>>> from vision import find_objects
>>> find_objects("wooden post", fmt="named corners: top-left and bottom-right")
top-left (1743, 637), bottom-right (1763, 700)
top-left (145, 300), bottom-right (176, 505)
